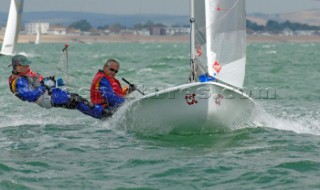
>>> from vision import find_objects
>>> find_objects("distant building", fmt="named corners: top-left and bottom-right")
top-left (89, 28), bottom-right (101, 35)
top-left (313, 30), bottom-right (320, 35)
top-left (282, 27), bottom-right (294, 36)
top-left (294, 30), bottom-right (314, 36)
top-left (66, 28), bottom-right (81, 36)
top-left (133, 29), bottom-right (150, 36)
top-left (48, 25), bottom-right (67, 35)
top-left (102, 29), bottom-right (111, 35)
top-left (149, 27), bottom-right (166, 36)
top-left (25, 22), bottom-right (49, 34)
top-left (164, 27), bottom-right (189, 35)
top-left (120, 29), bottom-right (135, 35)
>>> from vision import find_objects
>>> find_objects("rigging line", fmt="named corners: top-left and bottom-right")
top-left (202, 0), bottom-right (242, 42)
top-left (55, 45), bottom-right (74, 89)
top-left (78, 0), bottom-right (86, 13)
top-left (63, 44), bottom-right (69, 86)
top-left (123, 0), bottom-right (144, 43)
top-left (55, 48), bottom-right (67, 78)
top-left (138, 0), bottom-right (143, 16)
top-left (56, 67), bottom-right (92, 85)
top-left (133, 0), bottom-right (143, 38)
top-left (217, 0), bottom-right (244, 61)
top-left (194, 0), bottom-right (244, 61)
top-left (194, 22), bottom-right (207, 47)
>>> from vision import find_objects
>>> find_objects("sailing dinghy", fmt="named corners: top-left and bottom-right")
top-left (33, 24), bottom-right (41, 44)
top-left (123, 0), bottom-right (255, 133)
top-left (0, 0), bottom-right (24, 56)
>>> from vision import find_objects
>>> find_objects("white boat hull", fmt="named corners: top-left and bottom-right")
top-left (121, 82), bottom-right (255, 134)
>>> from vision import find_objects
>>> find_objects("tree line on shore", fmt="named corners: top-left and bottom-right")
top-left (246, 20), bottom-right (320, 34)
top-left (68, 19), bottom-right (320, 34)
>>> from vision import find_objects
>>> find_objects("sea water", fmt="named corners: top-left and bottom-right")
top-left (0, 42), bottom-right (320, 189)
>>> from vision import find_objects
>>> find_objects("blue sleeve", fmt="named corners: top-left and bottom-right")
top-left (15, 77), bottom-right (46, 102)
top-left (99, 77), bottom-right (125, 108)
top-left (76, 103), bottom-right (106, 119)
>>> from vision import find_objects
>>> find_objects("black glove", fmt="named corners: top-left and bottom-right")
top-left (42, 76), bottom-right (56, 92)
top-left (128, 84), bottom-right (137, 93)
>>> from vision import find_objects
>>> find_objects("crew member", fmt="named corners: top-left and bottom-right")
top-left (8, 54), bottom-right (111, 119)
top-left (90, 59), bottom-right (136, 109)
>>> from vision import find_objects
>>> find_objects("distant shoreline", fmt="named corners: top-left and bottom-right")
top-left (2, 34), bottom-right (320, 44)
top-left (247, 35), bottom-right (320, 43)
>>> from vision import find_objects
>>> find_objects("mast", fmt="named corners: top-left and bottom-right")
top-left (189, 0), bottom-right (196, 82)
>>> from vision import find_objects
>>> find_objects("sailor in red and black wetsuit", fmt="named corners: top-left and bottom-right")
top-left (8, 54), bottom-right (112, 119)
top-left (90, 59), bottom-right (136, 110)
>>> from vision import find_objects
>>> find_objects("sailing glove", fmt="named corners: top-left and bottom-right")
top-left (56, 77), bottom-right (66, 87)
top-left (128, 84), bottom-right (137, 93)
top-left (42, 76), bottom-right (56, 92)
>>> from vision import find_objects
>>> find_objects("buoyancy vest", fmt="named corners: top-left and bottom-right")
top-left (8, 69), bottom-right (52, 108)
top-left (8, 69), bottom-right (44, 94)
top-left (90, 70), bottom-right (124, 106)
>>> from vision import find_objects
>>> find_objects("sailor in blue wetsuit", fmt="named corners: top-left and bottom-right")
top-left (8, 54), bottom-right (112, 119)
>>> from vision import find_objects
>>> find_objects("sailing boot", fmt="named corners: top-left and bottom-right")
top-left (70, 93), bottom-right (113, 119)
top-left (101, 108), bottom-right (113, 118)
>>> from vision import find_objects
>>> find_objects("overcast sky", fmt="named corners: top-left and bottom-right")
top-left (0, 0), bottom-right (319, 15)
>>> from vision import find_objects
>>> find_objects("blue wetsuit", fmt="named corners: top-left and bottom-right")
top-left (99, 77), bottom-right (125, 108)
top-left (10, 76), bottom-right (110, 119)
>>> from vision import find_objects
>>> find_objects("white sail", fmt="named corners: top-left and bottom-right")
top-left (35, 25), bottom-right (41, 44)
top-left (0, 0), bottom-right (24, 56)
top-left (193, 0), bottom-right (246, 89)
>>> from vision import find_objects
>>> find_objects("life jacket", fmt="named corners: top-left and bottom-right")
top-left (8, 69), bottom-right (53, 108)
top-left (90, 70), bottom-right (124, 107)
top-left (8, 68), bottom-right (44, 94)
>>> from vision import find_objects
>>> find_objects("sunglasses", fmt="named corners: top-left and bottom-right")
top-left (107, 66), bottom-right (118, 73)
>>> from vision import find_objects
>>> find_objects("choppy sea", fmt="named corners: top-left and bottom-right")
top-left (0, 41), bottom-right (320, 189)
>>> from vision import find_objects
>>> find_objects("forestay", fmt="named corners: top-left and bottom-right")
top-left (193, 0), bottom-right (246, 89)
